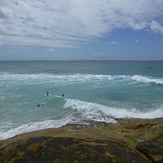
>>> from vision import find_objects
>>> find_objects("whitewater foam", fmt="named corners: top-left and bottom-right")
top-left (64, 98), bottom-right (163, 120)
top-left (132, 75), bottom-right (163, 85)
top-left (0, 72), bottom-right (128, 82)
top-left (64, 99), bottom-right (115, 122)
top-left (0, 117), bottom-right (71, 140)
top-left (3, 72), bottom-right (163, 86)
top-left (0, 98), bottom-right (163, 140)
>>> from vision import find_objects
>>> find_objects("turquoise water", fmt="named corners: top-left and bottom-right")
top-left (0, 61), bottom-right (163, 140)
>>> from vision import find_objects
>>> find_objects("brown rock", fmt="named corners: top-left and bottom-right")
top-left (136, 134), bottom-right (163, 162)
top-left (0, 118), bottom-right (162, 162)
top-left (0, 137), bottom-right (150, 163)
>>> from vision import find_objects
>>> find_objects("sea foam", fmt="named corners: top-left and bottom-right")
top-left (0, 117), bottom-right (71, 140)
top-left (132, 75), bottom-right (163, 85)
top-left (64, 98), bottom-right (163, 120)
top-left (2, 72), bottom-right (163, 85)
top-left (0, 98), bottom-right (163, 140)
top-left (0, 72), bottom-right (125, 81)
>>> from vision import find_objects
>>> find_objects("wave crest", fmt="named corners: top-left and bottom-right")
top-left (64, 98), bottom-right (163, 120)
top-left (1, 73), bottom-right (163, 85)
top-left (131, 75), bottom-right (163, 85)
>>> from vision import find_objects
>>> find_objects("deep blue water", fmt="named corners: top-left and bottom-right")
top-left (0, 61), bottom-right (163, 140)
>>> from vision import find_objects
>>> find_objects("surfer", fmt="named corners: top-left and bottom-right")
top-left (54, 94), bottom-right (64, 98)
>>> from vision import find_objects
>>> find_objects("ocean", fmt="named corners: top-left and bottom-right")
top-left (0, 61), bottom-right (163, 140)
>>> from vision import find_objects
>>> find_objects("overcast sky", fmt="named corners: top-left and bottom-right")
top-left (0, 0), bottom-right (163, 60)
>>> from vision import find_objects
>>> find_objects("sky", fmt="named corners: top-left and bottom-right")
top-left (0, 0), bottom-right (163, 60)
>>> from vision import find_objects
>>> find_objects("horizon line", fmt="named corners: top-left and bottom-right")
top-left (0, 59), bottom-right (163, 62)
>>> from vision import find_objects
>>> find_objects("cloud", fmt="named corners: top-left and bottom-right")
top-left (93, 52), bottom-right (112, 57)
top-left (108, 41), bottom-right (119, 45)
top-left (48, 48), bottom-right (55, 52)
top-left (0, 8), bottom-right (7, 19)
top-left (0, 0), bottom-right (163, 48)
top-left (150, 21), bottom-right (163, 34)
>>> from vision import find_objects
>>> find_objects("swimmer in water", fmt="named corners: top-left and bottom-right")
top-left (46, 92), bottom-right (49, 96)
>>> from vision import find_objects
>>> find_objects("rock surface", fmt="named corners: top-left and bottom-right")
top-left (0, 118), bottom-right (162, 163)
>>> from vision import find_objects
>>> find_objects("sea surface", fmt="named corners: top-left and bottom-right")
top-left (0, 61), bottom-right (163, 140)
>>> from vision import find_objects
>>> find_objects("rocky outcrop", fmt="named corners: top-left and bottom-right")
top-left (0, 118), bottom-right (162, 163)
top-left (136, 134), bottom-right (163, 162)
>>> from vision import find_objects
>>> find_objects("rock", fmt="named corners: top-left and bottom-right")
top-left (136, 134), bottom-right (163, 162)
top-left (0, 137), bottom-right (150, 163)
top-left (0, 118), bottom-right (162, 163)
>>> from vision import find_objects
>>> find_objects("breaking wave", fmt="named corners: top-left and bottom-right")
top-left (0, 98), bottom-right (163, 140)
top-left (1, 72), bottom-right (163, 85)
top-left (0, 72), bottom-right (127, 81)
top-left (132, 75), bottom-right (163, 85)
top-left (64, 98), bottom-right (163, 120)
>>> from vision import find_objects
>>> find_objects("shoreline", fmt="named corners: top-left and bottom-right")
top-left (0, 117), bottom-right (162, 162)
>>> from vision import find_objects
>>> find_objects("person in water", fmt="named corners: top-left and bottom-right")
top-left (46, 92), bottom-right (49, 96)
top-left (62, 94), bottom-right (64, 97)
top-left (37, 103), bottom-right (44, 107)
